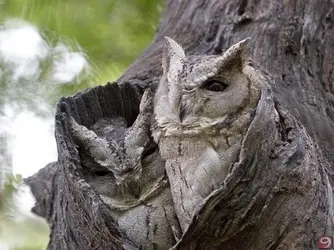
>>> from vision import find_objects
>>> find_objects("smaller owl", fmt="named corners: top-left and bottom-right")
top-left (152, 37), bottom-right (264, 232)
top-left (70, 89), bottom-right (180, 249)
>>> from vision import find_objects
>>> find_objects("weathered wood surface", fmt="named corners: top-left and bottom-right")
top-left (26, 0), bottom-right (334, 249)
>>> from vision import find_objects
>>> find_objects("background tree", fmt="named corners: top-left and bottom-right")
top-left (26, 0), bottom-right (334, 249)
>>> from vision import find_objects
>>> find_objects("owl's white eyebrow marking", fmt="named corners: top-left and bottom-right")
top-left (194, 72), bottom-right (218, 86)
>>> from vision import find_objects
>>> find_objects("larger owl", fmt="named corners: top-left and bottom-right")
top-left (152, 37), bottom-right (264, 232)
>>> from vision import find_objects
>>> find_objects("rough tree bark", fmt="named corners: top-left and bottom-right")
top-left (25, 0), bottom-right (334, 249)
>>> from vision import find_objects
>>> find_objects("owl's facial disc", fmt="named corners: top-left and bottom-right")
top-left (156, 37), bottom-right (257, 131)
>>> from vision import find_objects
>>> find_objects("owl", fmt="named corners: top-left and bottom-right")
top-left (152, 37), bottom-right (264, 232)
top-left (70, 89), bottom-right (180, 249)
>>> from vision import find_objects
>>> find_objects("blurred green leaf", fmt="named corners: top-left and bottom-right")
top-left (1, 0), bottom-right (163, 88)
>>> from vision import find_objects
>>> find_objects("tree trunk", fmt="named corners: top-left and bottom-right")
top-left (25, 0), bottom-right (334, 249)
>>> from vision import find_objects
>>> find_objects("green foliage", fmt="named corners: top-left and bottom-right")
top-left (3, 174), bottom-right (22, 196)
top-left (0, 174), bottom-right (48, 250)
top-left (0, 174), bottom-right (22, 213)
top-left (1, 0), bottom-right (163, 88)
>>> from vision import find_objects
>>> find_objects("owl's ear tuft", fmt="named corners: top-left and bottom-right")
top-left (162, 37), bottom-right (185, 73)
top-left (221, 37), bottom-right (251, 69)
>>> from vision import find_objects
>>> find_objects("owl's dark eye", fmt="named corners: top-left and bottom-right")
top-left (202, 79), bottom-right (228, 92)
top-left (94, 170), bottom-right (110, 176)
top-left (141, 143), bottom-right (157, 160)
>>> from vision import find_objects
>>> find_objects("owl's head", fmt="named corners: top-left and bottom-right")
top-left (70, 90), bottom-right (158, 187)
top-left (154, 37), bottom-right (263, 137)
